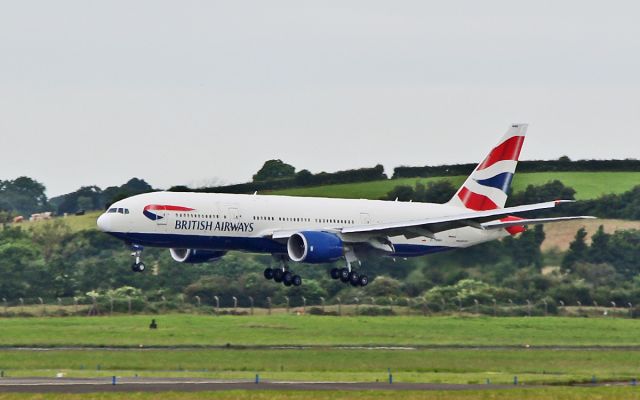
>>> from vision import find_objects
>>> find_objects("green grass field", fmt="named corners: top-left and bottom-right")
top-left (1, 315), bottom-right (640, 397)
top-left (268, 172), bottom-right (640, 201)
top-left (0, 315), bottom-right (639, 347)
top-left (2, 388), bottom-right (640, 400)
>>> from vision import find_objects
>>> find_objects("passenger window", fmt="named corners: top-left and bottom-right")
top-left (125, 209), bottom-right (129, 214)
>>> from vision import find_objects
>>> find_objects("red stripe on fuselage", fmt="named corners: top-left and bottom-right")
top-left (144, 204), bottom-right (195, 212)
top-left (457, 187), bottom-right (498, 211)
top-left (477, 135), bottom-right (525, 170)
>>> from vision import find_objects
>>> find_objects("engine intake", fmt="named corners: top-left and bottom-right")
top-left (287, 231), bottom-right (343, 263)
top-left (170, 248), bottom-right (227, 264)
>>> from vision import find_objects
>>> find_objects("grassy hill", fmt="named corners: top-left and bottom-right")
top-left (267, 171), bottom-right (640, 201)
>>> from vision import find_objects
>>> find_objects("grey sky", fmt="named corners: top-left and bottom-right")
top-left (1, 1), bottom-right (639, 197)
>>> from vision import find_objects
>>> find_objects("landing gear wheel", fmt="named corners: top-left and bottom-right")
top-left (330, 268), bottom-right (340, 280)
top-left (339, 268), bottom-right (350, 282)
top-left (273, 269), bottom-right (284, 283)
top-left (349, 271), bottom-right (360, 286)
top-left (358, 274), bottom-right (369, 287)
top-left (292, 275), bottom-right (302, 287)
top-left (131, 262), bottom-right (145, 273)
top-left (282, 271), bottom-right (293, 286)
top-left (264, 268), bottom-right (274, 280)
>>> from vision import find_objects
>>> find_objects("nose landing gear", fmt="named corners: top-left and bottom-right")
top-left (131, 245), bottom-right (145, 273)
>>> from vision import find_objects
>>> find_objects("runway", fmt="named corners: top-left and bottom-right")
top-left (0, 377), bottom-right (516, 393)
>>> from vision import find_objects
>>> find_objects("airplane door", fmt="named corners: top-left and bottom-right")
top-left (359, 213), bottom-right (371, 224)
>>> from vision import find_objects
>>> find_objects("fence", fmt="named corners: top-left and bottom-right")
top-left (0, 295), bottom-right (637, 318)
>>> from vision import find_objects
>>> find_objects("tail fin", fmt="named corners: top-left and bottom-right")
top-left (448, 124), bottom-right (528, 210)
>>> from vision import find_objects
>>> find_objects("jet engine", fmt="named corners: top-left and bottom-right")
top-left (169, 248), bottom-right (227, 263)
top-left (287, 231), bottom-right (344, 263)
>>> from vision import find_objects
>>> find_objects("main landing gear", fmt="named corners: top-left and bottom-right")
top-left (330, 262), bottom-right (368, 287)
top-left (131, 245), bottom-right (146, 273)
top-left (264, 260), bottom-right (302, 287)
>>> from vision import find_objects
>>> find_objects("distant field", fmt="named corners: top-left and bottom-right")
top-left (14, 211), bottom-right (101, 232)
top-left (1, 315), bottom-right (639, 347)
top-left (268, 172), bottom-right (640, 201)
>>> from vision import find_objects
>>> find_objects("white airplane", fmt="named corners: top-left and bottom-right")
top-left (97, 124), bottom-right (593, 287)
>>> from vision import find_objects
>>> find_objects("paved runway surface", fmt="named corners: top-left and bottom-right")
top-left (0, 377), bottom-right (516, 393)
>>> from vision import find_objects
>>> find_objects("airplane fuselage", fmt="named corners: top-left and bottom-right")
top-left (99, 191), bottom-right (506, 258)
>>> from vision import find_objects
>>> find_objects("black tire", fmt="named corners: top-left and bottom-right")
top-left (283, 271), bottom-right (293, 285)
top-left (264, 268), bottom-right (274, 280)
top-left (131, 263), bottom-right (139, 272)
top-left (339, 268), bottom-right (350, 282)
top-left (349, 271), bottom-right (359, 285)
top-left (359, 274), bottom-right (369, 287)
top-left (283, 280), bottom-right (292, 287)
top-left (292, 275), bottom-right (302, 286)
top-left (273, 269), bottom-right (284, 283)
top-left (330, 268), bottom-right (340, 280)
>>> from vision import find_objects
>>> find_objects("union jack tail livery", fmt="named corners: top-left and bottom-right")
top-left (448, 124), bottom-right (527, 211)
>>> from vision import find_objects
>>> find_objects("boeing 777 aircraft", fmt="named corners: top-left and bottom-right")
top-left (97, 124), bottom-right (593, 287)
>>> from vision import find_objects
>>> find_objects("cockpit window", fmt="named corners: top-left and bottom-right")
top-left (124, 209), bottom-right (129, 214)
top-left (108, 208), bottom-right (117, 213)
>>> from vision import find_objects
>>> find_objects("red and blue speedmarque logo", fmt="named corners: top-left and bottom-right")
top-left (143, 205), bottom-right (195, 221)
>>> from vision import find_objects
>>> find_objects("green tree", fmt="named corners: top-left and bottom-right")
top-left (252, 160), bottom-right (296, 182)
top-left (561, 228), bottom-right (589, 272)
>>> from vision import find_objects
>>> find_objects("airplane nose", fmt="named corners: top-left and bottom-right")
top-left (97, 214), bottom-right (110, 232)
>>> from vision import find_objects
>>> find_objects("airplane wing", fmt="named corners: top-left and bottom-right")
top-left (339, 200), bottom-right (588, 238)
top-left (266, 200), bottom-right (593, 242)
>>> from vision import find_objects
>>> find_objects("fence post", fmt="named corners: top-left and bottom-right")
top-left (320, 297), bottom-right (325, 314)
top-left (302, 297), bottom-right (306, 314)
top-left (474, 299), bottom-right (479, 315)
top-left (628, 302), bottom-right (633, 318)
top-left (2, 298), bottom-right (6, 313)
top-left (389, 297), bottom-right (394, 313)
top-left (456, 297), bottom-right (462, 312)
top-left (508, 299), bottom-right (513, 314)
top-left (543, 299), bottom-right (548, 316)
top-left (285, 296), bottom-right (290, 314)
top-left (57, 297), bottom-right (62, 310)
top-left (19, 298), bottom-right (24, 313)
top-left (233, 296), bottom-right (238, 312)
top-left (526, 299), bottom-right (531, 317)
top-left (267, 297), bottom-right (272, 315)
top-left (337, 297), bottom-right (342, 316)
top-left (611, 301), bottom-right (617, 318)
top-left (354, 297), bottom-right (359, 315)
top-left (127, 296), bottom-right (132, 314)
top-left (492, 298), bottom-right (497, 317)
top-left (249, 297), bottom-right (254, 315)
top-left (214, 296), bottom-right (220, 315)
top-left (38, 297), bottom-right (45, 316)
top-left (195, 295), bottom-right (201, 309)
top-left (161, 296), bottom-right (166, 313)
top-left (74, 297), bottom-right (79, 313)
top-left (110, 297), bottom-right (114, 316)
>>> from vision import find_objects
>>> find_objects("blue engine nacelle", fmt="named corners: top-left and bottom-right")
top-left (287, 231), bottom-right (344, 263)
top-left (169, 248), bottom-right (227, 264)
